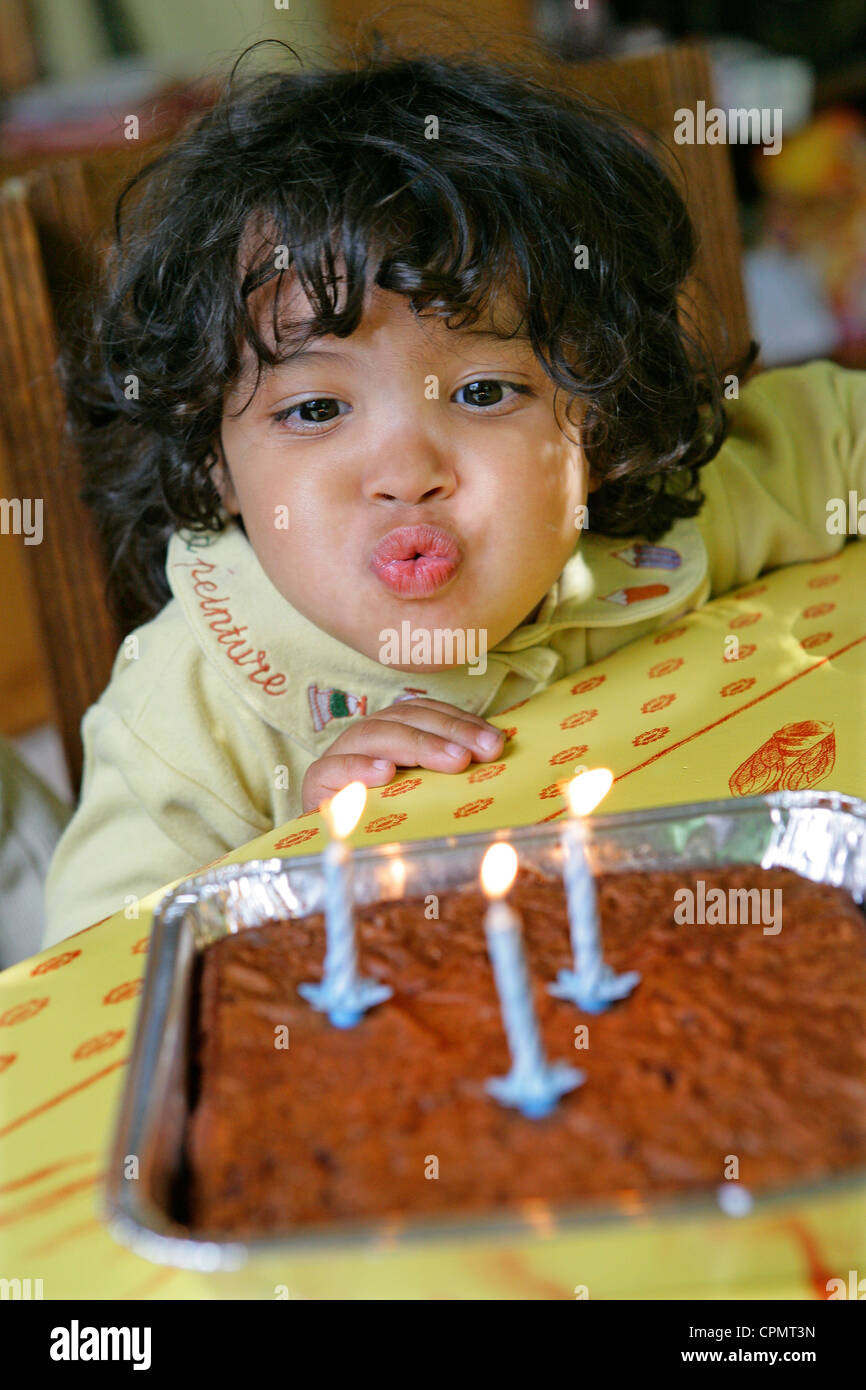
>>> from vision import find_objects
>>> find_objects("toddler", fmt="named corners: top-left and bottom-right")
top-left (43, 42), bottom-right (866, 945)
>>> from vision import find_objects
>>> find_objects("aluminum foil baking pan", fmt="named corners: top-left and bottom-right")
top-left (103, 789), bottom-right (866, 1291)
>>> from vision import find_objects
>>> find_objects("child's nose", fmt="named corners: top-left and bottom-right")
top-left (372, 480), bottom-right (452, 505)
top-left (364, 450), bottom-right (456, 506)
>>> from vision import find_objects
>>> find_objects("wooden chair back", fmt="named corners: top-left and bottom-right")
top-left (0, 43), bottom-right (750, 801)
top-left (565, 43), bottom-right (751, 375)
top-left (0, 153), bottom-right (156, 795)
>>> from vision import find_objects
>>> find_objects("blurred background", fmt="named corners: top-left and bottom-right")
top-left (2, 0), bottom-right (866, 804)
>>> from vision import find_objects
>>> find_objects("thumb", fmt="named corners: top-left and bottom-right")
top-left (302, 753), bottom-right (395, 813)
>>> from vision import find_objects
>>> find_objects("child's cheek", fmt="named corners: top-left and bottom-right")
top-left (536, 441), bottom-right (587, 541)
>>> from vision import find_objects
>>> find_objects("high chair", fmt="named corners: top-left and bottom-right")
top-left (0, 43), bottom-right (752, 801)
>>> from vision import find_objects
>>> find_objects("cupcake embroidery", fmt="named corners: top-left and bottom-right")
top-left (308, 685), bottom-right (368, 732)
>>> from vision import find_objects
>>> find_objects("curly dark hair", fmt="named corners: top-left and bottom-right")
top-left (66, 31), bottom-right (739, 633)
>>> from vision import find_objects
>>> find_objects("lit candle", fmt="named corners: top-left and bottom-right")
top-left (383, 849), bottom-right (407, 898)
top-left (481, 843), bottom-right (583, 1119)
top-left (298, 781), bottom-right (392, 1028)
top-left (549, 768), bottom-right (640, 1013)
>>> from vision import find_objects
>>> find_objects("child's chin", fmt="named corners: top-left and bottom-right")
top-left (377, 660), bottom-right (462, 674)
top-left (370, 615), bottom-right (492, 667)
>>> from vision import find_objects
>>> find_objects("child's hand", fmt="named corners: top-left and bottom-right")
top-left (301, 697), bottom-right (506, 812)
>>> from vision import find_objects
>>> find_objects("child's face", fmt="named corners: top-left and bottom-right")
top-left (215, 276), bottom-right (588, 670)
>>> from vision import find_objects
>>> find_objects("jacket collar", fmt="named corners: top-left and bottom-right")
top-left (166, 517), bottom-right (706, 753)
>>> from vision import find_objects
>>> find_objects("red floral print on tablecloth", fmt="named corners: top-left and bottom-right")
top-left (730, 612), bottom-right (761, 628)
top-left (729, 720), bottom-right (835, 796)
top-left (273, 827), bottom-right (320, 850)
top-left (453, 798), bottom-right (495, 818)
top-left (560, 708), bottom-right (598, 729)
top-left (0, 1054), bottom-right (17, 1073)
top-left (539, 782), bottom-right (569, 800)
top-left (381, 777), bottom-right (422, 797)
top-left (802, 603), bottom-right (835, 619)
top-left (468, 763), bottom-right (506, 783)
top-left (737, 584), bottom-right (767, 599)
top-left (364, 813), bottom-right (408, 834)
top-left (73, 1029), bottom-right (125, 1061)
top-left (721, 678), bottom-right (756, 697)
top-left (131, 937), bottom-right (150, 954)
top-left (501, 726), bottom-right (517, 741)
top-left (549, 746), bottom-right (589, 766)
top-left (641, 694), bottom-right (676, 713)
top-left (653, 625), bottom-right (687, 644)
top-left (570, 675), bottom-right (606, 694)
top-left (633, 727), bottom-right (669, 746)
top-left (801, 632), bottom-right (834, 650)
top-left (648, 657), bottom-right (683, 679)
top-left (807, 573), bottom-right (839, 589)
top-left (723, 643), bottom-right (756, 662)
top-left (102, 980), bottom-right (143, 1005)
top-left (30, 950), bottom-right (81, 975)
top-left (0, 998), bottom-right (49, 1026)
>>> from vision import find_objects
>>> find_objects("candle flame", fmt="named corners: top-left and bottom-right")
top-left (325, 780), bottom-right (367, 840)
top-left (565, 767), bottom-right (613, 817)
top-left (480, 842), bottom-right (519, 899)
top-left (387, 855), bottom-right (407, 896)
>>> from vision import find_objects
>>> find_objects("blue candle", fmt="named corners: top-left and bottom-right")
top-left (482, 844), bottom-right (583, 1119)
top-left (549, 770), bottom-right (640, 1013)
top-left (299, 781), bottom-right (392, 1028)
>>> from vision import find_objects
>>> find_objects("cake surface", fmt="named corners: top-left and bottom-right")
top-left (184, 865), bottom-right (866, 1236)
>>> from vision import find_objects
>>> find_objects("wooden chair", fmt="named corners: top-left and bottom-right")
top-left (0, 43), bottom-right (751, 802)
top-left (559, 44), bottom-right (751, 379)
top-left (0, 150), bottom-right (158, 796)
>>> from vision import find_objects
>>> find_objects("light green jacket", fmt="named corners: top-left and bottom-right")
top-left (43, 362), bottom-right (866, 944)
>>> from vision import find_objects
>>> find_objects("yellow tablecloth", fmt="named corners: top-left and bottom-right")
top-left (1, 543), bottom-right (865, 1299)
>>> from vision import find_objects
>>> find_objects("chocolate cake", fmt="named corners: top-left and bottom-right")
top-left (184, 865), bottom-right (866, 1236)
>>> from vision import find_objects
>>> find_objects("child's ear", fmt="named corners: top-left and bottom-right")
top-left (210, 446), bottom-right (241, 516)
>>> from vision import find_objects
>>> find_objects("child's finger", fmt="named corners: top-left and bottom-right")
top-left (368, 706), bottom-right (505, 758)
top-left (301, 753), bottom-right (395, 813)
top-left (329, 716), bottom-right (482, 772)
top-left (382, 696), bottom-right (501, 734)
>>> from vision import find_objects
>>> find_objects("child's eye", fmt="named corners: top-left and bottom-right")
top-left (271, 380), bottom-right (532, 434)
top-left (272, 398), bottom-right (350, 432)
top-left (454, 380), bottom-right (533, 410)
